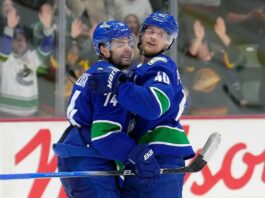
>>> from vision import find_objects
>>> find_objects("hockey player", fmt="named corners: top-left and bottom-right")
top-left (53, 20), bottom-right (160, 198)
top-left (88, 12), bottom-right (195, 197)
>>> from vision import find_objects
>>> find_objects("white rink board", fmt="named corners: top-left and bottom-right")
top-left (0, 121), bottom-right (68, 198)
top-left (0, 118), bottom-right (264, 198)
top-left (181, 118), bottom-right (265, 198)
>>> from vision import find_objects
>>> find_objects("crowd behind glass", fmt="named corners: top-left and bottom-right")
top-left (0, 0), bottom-right (264, 118)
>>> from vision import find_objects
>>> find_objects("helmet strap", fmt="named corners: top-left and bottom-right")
top-left (166, 38), bottom-right (175, 50)
top-left (137, 33), bottom-right (143, 50)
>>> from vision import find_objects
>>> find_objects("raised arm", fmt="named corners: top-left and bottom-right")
top-left (0, 7), bottom-right (19, 62)
top-left (37, 4), bottom-right (54, 57)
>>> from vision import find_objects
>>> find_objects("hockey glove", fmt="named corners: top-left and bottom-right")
top-left (88, 66), bottom-right (127, 94)
top-left (126, 144), bottom-right (161, 185)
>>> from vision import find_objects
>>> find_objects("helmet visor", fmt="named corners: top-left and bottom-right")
top-left (109, 36), bottom-right (136, 50)
top-left (143, 27), bottom-right (171, 44)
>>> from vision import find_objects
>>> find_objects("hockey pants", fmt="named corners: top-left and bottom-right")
top-left (53, 126), bottom-right (120, 198)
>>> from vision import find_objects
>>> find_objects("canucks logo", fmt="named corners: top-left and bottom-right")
top-left (100, 22), bottom-right (111, 29)
top-left (158, 13), bottom-right (168, 18)
top-left (16, 65), bottom-right (33, 86)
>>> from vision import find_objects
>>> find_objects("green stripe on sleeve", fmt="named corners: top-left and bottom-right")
top-left (91, 120), bottom-right (121, 141)
top-left (139, 125), bottom-right (190, 146)
top-left (0, 53), bottom-right (8, 62)
top-left (150, 87), bottom-right (170, 116)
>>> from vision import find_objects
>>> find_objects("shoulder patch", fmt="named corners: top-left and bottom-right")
top-left (148, 57), bottom-right (167, 65)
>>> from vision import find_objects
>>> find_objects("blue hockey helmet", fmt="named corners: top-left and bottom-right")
top-left (141, 12), bottom-right (179, 43)
top-left (93, 20), bottom-right (134, 55)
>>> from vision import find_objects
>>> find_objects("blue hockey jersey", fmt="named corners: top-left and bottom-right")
top-left (117, 54), bottom-right (195, 159)
top-left (66, 60), bottom-right (135, 163)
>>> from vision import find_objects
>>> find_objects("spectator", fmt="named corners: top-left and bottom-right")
top-left (220, 0), bottom-right (265, 45)
top-left (149, 0), bottom-right (169, 12)
top-left (124, 14), bottom-right (140, 66)
top-left (181, 17), bottom-right (246, 115)
top-left (49, 18), bottom-right (91, 100)
top-left (219, 0), bottom-right (265, 112)
top-left (114, 0), bottom-right (153, 23)
top-left (69, 18), bottom-right (97, 65)
top-left (0, 5), bottom-right (54, 117)
top-left (64, 42), bottom-right (90, 100)
top-left (124, 14), bottom-right (140, 39)
top-left (67, 0), bottom-right (106, 29)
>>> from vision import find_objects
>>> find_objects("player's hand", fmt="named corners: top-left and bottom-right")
top-left (126, 144), bottom-right (161, 185)
top-left (88, 66), bottom-right (127, 94)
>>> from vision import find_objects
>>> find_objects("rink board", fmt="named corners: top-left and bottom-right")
top-left (0, 118), bottom-right (264, 198)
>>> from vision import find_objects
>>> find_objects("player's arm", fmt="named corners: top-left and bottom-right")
top-left (88, 64), bottom-right (178, 120)
top-left (37, 4), bottom-right (54, 60)
top-left (91, 106), bottom-right (160, 184)
top-left (90, 93), bottom-right (136, 163)
top-left (0, 8), bottom-right (19, 62)
top-left (117, 67), bottom-right (176, 120)
top-left (0, 27), bottom-right (12, 62)
top-left (118, 63), bottom-right (180, 120)
top-left (88, 60), bottom-right (186, 119)
top-left (90, 118), bottom-right (136, 163)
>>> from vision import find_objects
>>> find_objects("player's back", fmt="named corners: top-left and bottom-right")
top-left (67, 60), bottom-right (129, 130)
